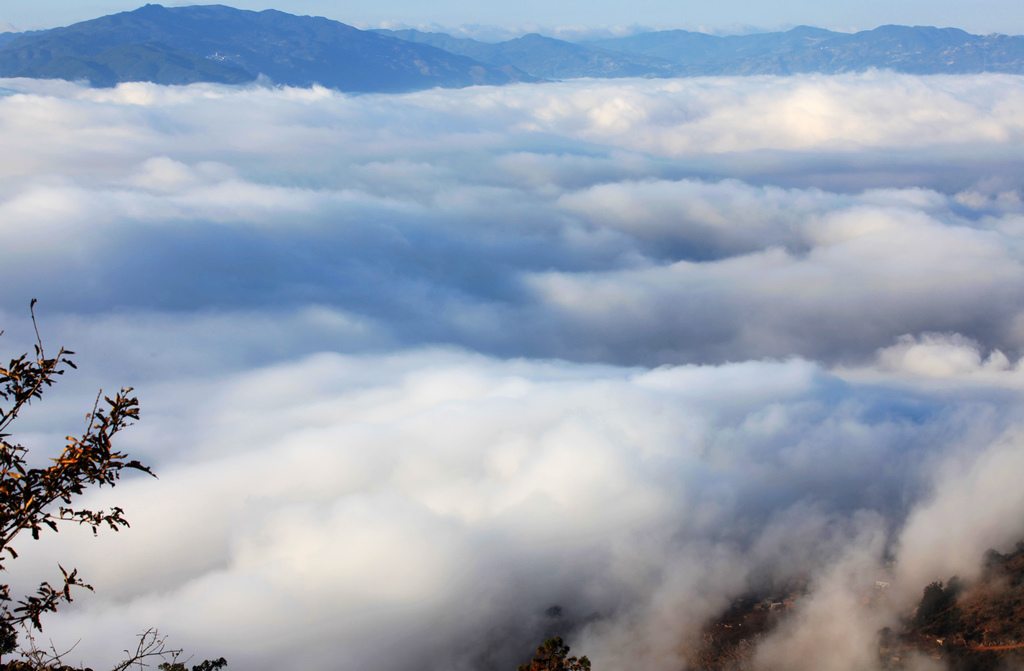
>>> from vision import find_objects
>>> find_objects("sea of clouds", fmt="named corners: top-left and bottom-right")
top-left (2, 72), bottom-right (1024, 671)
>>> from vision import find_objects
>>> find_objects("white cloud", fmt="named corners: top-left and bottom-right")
top-left (527, 206), bottom-right (1024, 362)
top-left (0, 349), bottom-right (1015, 670)
top-left (752, 522), bottom-right (890, 671)
top-left (3, 73), bottom-right (1024, 671)
top-left (874, 333), bottom-right (1014, 377)
top-left (1, 75), bottom-right (1022, 364)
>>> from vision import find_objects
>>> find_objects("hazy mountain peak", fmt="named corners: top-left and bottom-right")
top-left (0, 3), bottom-right (535, 90)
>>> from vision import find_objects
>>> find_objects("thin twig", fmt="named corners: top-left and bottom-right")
top-left (29, 299), bottom-right (42, 359)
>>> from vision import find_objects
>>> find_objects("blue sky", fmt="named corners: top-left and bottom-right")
top-left (1, 0), bottom-right (1022, 35)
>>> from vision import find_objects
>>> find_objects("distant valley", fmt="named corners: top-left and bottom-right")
top-left (1, 4), bottom-right (1024, 92)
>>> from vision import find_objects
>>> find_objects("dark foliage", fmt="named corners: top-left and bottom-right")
top-left (518, 638), bottom-right (591, 671)
top-left (158, 658), bottom-right (228, 671)
top-left (0, 305), bottom-right (225, 670)
top-left (915, 579), bottom-right (964, 635)
top-left (0, 302), bottom-right (152, 641)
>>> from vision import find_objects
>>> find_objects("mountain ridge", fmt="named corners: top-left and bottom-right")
top-left (1, 5), bottom-right (1024, 90)
top-left (0, 4), bottom-right (535, 90)
top-left (372, 28), bottom-right (680, 79)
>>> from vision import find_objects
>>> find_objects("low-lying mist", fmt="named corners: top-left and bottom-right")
top-left (2, 72), bottom-right (1024, 670)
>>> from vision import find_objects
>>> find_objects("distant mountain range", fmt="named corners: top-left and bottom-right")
top-left (1, 4), bottom-right (1024, 92)
top-left (379, 24), bottom-right (1024, 79)
top-left (372, 29), bottom-right (680, 80)
top-left (583, 25), bottom-right (1024, 76)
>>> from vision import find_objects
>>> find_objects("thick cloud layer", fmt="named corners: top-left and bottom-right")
top-left (1, 72), bottom-right (1024, 670)
top-left (3, 74), bottom-right (1024, 366)
top-left (9, 351), bottom-right (1024, 671)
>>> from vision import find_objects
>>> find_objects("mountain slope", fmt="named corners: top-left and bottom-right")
top-left (0, 31), bottom-right (25, 48)
top-left (0, 4), bottom-right (534, 91)
top-left (684, 544), bottom-right (1024, 671)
